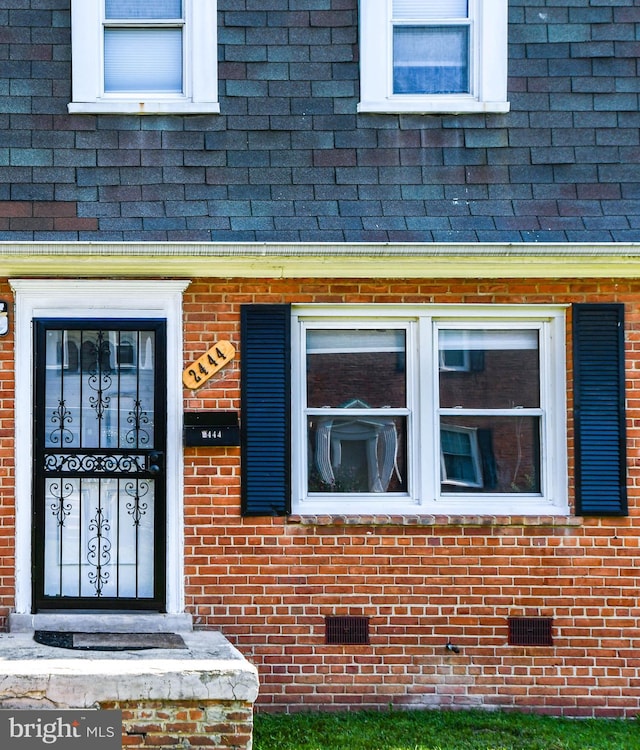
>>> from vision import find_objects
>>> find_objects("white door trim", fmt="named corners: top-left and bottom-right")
top-left (10, 279), bottom-right (189, 616)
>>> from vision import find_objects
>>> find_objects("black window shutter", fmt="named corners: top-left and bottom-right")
top-left (241, 304), bottom-right (291, 516)
top-left (573, 303), bottom-right (627, 516)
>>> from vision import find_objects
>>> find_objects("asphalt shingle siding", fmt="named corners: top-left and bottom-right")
top-left (1, 0), bottom-right (639, 242)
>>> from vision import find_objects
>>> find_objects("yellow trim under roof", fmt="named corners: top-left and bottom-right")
top-left (1, 242), bottom-right (640, 278)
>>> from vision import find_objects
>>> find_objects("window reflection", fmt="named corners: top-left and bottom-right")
top-left (439, 329), bottom-right (540, 409)
top-left (441, 416), bottom-right (541, 494)
top-left (306, 329), bottom-right (407, 494)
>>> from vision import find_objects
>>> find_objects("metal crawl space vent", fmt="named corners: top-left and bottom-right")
top-left (325, 616), bottom-right (370, 645)
top-left (508, 617), bottom-right (553, 646)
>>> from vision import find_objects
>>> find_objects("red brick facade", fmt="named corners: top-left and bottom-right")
top-left (0, 276), bottom-right (638, 716)
top-left (178, 277), bottom-right (640, 717)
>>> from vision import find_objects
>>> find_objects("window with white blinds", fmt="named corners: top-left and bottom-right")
top-left (392, 0), bottom-right (470, 95)
top-left (104, 29), bottom-right (183, 93)
top-left (359, 0), bottom-right (509, 114)
top-left (103, 0), bottom-right (184, 94)
top-left (69, 0), bottom-right (219, 114)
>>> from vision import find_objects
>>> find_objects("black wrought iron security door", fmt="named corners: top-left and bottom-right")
top-left (33, 320), bottom-right (166, 611)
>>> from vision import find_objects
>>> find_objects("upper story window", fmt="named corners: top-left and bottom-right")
top-left (68, 0), bottom-right (219, 114)
top-left (291, 306), bottom-right (567, 516)
top-left (358, 0), bottom-right (509, 114)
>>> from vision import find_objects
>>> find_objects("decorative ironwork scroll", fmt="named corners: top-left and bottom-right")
top-left (44, 453), bottom-right (148, 474)
top-left (86, 502), bottom-right (112, 596)
top-left (48, 480), bottom-right (74, 527)
top-left (49, 400), bottom-right (74, 446)
top-left (86, 330), bottom-right (113, 423)
top-left (125, 400), bottom-right (150, 447)
top-left (125, 479), bottom-right (149, 527)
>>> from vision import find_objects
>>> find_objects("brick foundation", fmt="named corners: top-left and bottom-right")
top-left (105, 701), bottom-right (254, 750)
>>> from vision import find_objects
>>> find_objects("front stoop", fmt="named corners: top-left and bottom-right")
top-left (0, 631), bottom-right (259, 749)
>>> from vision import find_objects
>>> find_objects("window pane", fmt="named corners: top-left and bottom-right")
top-left (393, 26), bottom-right (469, 94)
top-left (439, 330), bottom-right (540, 409)
top-left (441, 427), bottom-right (482, 487)
top-left (44, 329), bottom-right (157, 450)
top-left (393, 0), bottom-right (468, 20)
top-left (441, 417), bottom-right (541, 494)
top-left (308, 416), bottom-right (407, 494)
top-left (104, 29), bottom-right (183, 93)
top-left (306, 329), bottom-right (406, 408)
top-left (105, 0), bottom-right (182, 19)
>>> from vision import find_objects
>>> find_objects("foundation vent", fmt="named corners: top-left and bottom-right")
top-left (325, 616), bottom-right (370, 645)
top-left (508, 617), bottom-right (553, 646)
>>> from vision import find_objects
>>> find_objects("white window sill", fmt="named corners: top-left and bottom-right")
top-left (357, 98), bottom-right (510, 115)
top-left (68, 100), bottom-right (221, 115)
top-left (292, 499), bottom-right (569, 517)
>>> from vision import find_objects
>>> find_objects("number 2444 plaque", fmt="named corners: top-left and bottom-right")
top-left (183, 340), bottom-right (236, 390)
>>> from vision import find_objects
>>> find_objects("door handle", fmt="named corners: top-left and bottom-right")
top-left (147, 451), bottom-right (164, 475)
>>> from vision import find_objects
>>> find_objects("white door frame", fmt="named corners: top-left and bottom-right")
top-left (10, 279), bottom-right (189, 616)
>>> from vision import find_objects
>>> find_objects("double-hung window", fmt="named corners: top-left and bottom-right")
top-left (69, 0), bottom-right (219, 114)
top-left (291, 306), bottom-right (567, 516)
top-left (358, 0), bottom-right (509, 114)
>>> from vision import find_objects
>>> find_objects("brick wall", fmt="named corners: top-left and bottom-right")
top-left (0, 279), bottom-right (14, 634)
top-left (181, 277), bottom-right (640, 717)
top-left (1, 0), bottom-right (640, 242)
top-left (0, 275), bottom-right (638, 715)
top-left (101, 701), bottom-right (253, 750)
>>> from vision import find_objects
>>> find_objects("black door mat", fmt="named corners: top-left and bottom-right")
top-left (34, 630), bottom-right (187, 651)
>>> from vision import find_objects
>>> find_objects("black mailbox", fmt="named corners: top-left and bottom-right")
top-left (183, 412), bottom-right (240, 447)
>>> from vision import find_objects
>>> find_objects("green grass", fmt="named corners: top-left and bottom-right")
top-left (253, 708), bottom-right (640, 750)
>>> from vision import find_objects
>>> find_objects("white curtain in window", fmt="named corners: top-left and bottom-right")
top-left (439, 330), bottom-right (539, 351)
top-left (105, 0), bottom-right (182, 20)
top-left (393, 0), bottom-right (468, 20)
top-left (393, 26), bottom-right (469, 94)
top-left (307, 329), bottom-right (404, 353)
top-left (104, 28), bottom-right (183, 93)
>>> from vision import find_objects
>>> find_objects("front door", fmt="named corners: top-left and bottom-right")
top-left (33, 319), bottom-right (166, 611)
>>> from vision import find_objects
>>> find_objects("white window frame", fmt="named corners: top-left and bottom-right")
top-left (68, 0), bottom-right (219, 115)
top-left (291, 305), bottom-right (567, 517)
top-left (358, 0), bottom-right (510, 114)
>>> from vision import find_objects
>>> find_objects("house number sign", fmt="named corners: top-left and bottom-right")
top-left (183, 340), bottom-right (236, 390)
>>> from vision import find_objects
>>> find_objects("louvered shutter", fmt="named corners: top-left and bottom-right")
top-left (573, 303), bottom-right (627, 516)
top-left (241, 305), bottom-right (291, 516)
